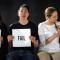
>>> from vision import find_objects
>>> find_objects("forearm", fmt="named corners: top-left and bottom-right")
top-left (45, 34), bottom-right (58, 45)
top-left (32, 40), bottom-right (38, 47)
top-left (7, 35), bottom-right (13, 43)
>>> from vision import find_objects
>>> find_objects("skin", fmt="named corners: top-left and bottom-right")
top-left (7, 6), bottom-right (38, 46)
top-left (0, 36), bottom-right (3, 43)
top-left (44, 11), bottom-right (60, 45)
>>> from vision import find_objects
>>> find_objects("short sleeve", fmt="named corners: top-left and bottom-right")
top-left (38, 23), bottom-right (46, 45)
top-left (8, 24), bottom-right (13, 35)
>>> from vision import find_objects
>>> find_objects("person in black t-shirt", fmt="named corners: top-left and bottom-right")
top-left (6, 4), bottom-right (39, 60)
top-left (0, 14), bottom-right (8, 60)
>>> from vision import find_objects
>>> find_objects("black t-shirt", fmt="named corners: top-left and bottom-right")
top-left (8, 21), bottom-right (39, 52)
top-left (0, 22), bottom-right (8, 54)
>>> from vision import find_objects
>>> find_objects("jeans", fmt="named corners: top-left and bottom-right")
top-left (6, 50), bottom-right (37, 60)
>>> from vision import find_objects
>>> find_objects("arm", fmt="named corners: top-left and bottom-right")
top-left (38, 23), bottom-right (60, 45)
top-left (7, 35), bottom-right (14, 43)
top-left (7, 24), bottom-right (14, 43)
top-left (30, 36), bottom-right (38, 47)
top-left (45, 32), bottom-right (58, 45)
top-left (45, 29), bottom-right (60, 45)
top-left (30, 23), bottom-right (39, 47)
top-left (0, 36), bottom-right (3, 43)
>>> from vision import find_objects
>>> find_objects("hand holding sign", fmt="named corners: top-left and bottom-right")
top-left (7, 35), bottom-right (14, 43)
top-left (30, 36), bottom-right (38, 47)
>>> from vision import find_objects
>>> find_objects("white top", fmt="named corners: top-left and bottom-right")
top-left (38, 21), bottom-right (60, 53)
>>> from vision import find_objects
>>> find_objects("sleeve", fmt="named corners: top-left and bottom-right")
top-left (1, 23), bottom-right (8, 54)
top-left (8, 24), bottom-right (13, 35)
top-left (32, 23), bottom-right (39, 41)
top-left (35, 24), bottom-right (39, 40)
top-left (38, 23), bottom-right (46, 45)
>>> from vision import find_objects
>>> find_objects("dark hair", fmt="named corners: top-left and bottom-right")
top-left (19, 4), bottom-right (30, 12)
top-left (45, 7), bottom-right (57, 18)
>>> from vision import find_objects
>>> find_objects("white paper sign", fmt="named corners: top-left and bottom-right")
top-left (12, 29), bottom-right (31, 47)
top-left (0, 30), bottom-right (1, 47)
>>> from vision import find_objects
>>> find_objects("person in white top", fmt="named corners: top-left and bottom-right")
top-left (38, 7), bottom-right (60, 60)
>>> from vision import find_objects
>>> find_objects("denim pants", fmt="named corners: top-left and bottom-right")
top-left (6, 50), bottom-right (37, 60)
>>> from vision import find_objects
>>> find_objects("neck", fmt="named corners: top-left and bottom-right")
top-left (19, 18), bottom-right (28, 25)
top-left (46, 20), bottom-right (55, 25)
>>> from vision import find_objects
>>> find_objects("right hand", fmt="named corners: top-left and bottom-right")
top-left (7, 35), bottom-right (14, 43)
top-left (0, 36), bottom-right (3, 43)
top-left (57, 29), bottom-right (60, 36)
top-left (54, 29), bottom-right (60, 37)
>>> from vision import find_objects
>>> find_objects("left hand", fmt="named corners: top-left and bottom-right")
top-left (29, 36), bottom-right (38, 46)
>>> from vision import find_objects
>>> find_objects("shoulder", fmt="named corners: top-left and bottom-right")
top-left (29, 21), bottom-right (36, 25)
top-left (9, 22), bottom-right (18, 28)
top-left (29, 21), bottom-right (37, 27)
top-left (38, 21), bottom-right (46, 28)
